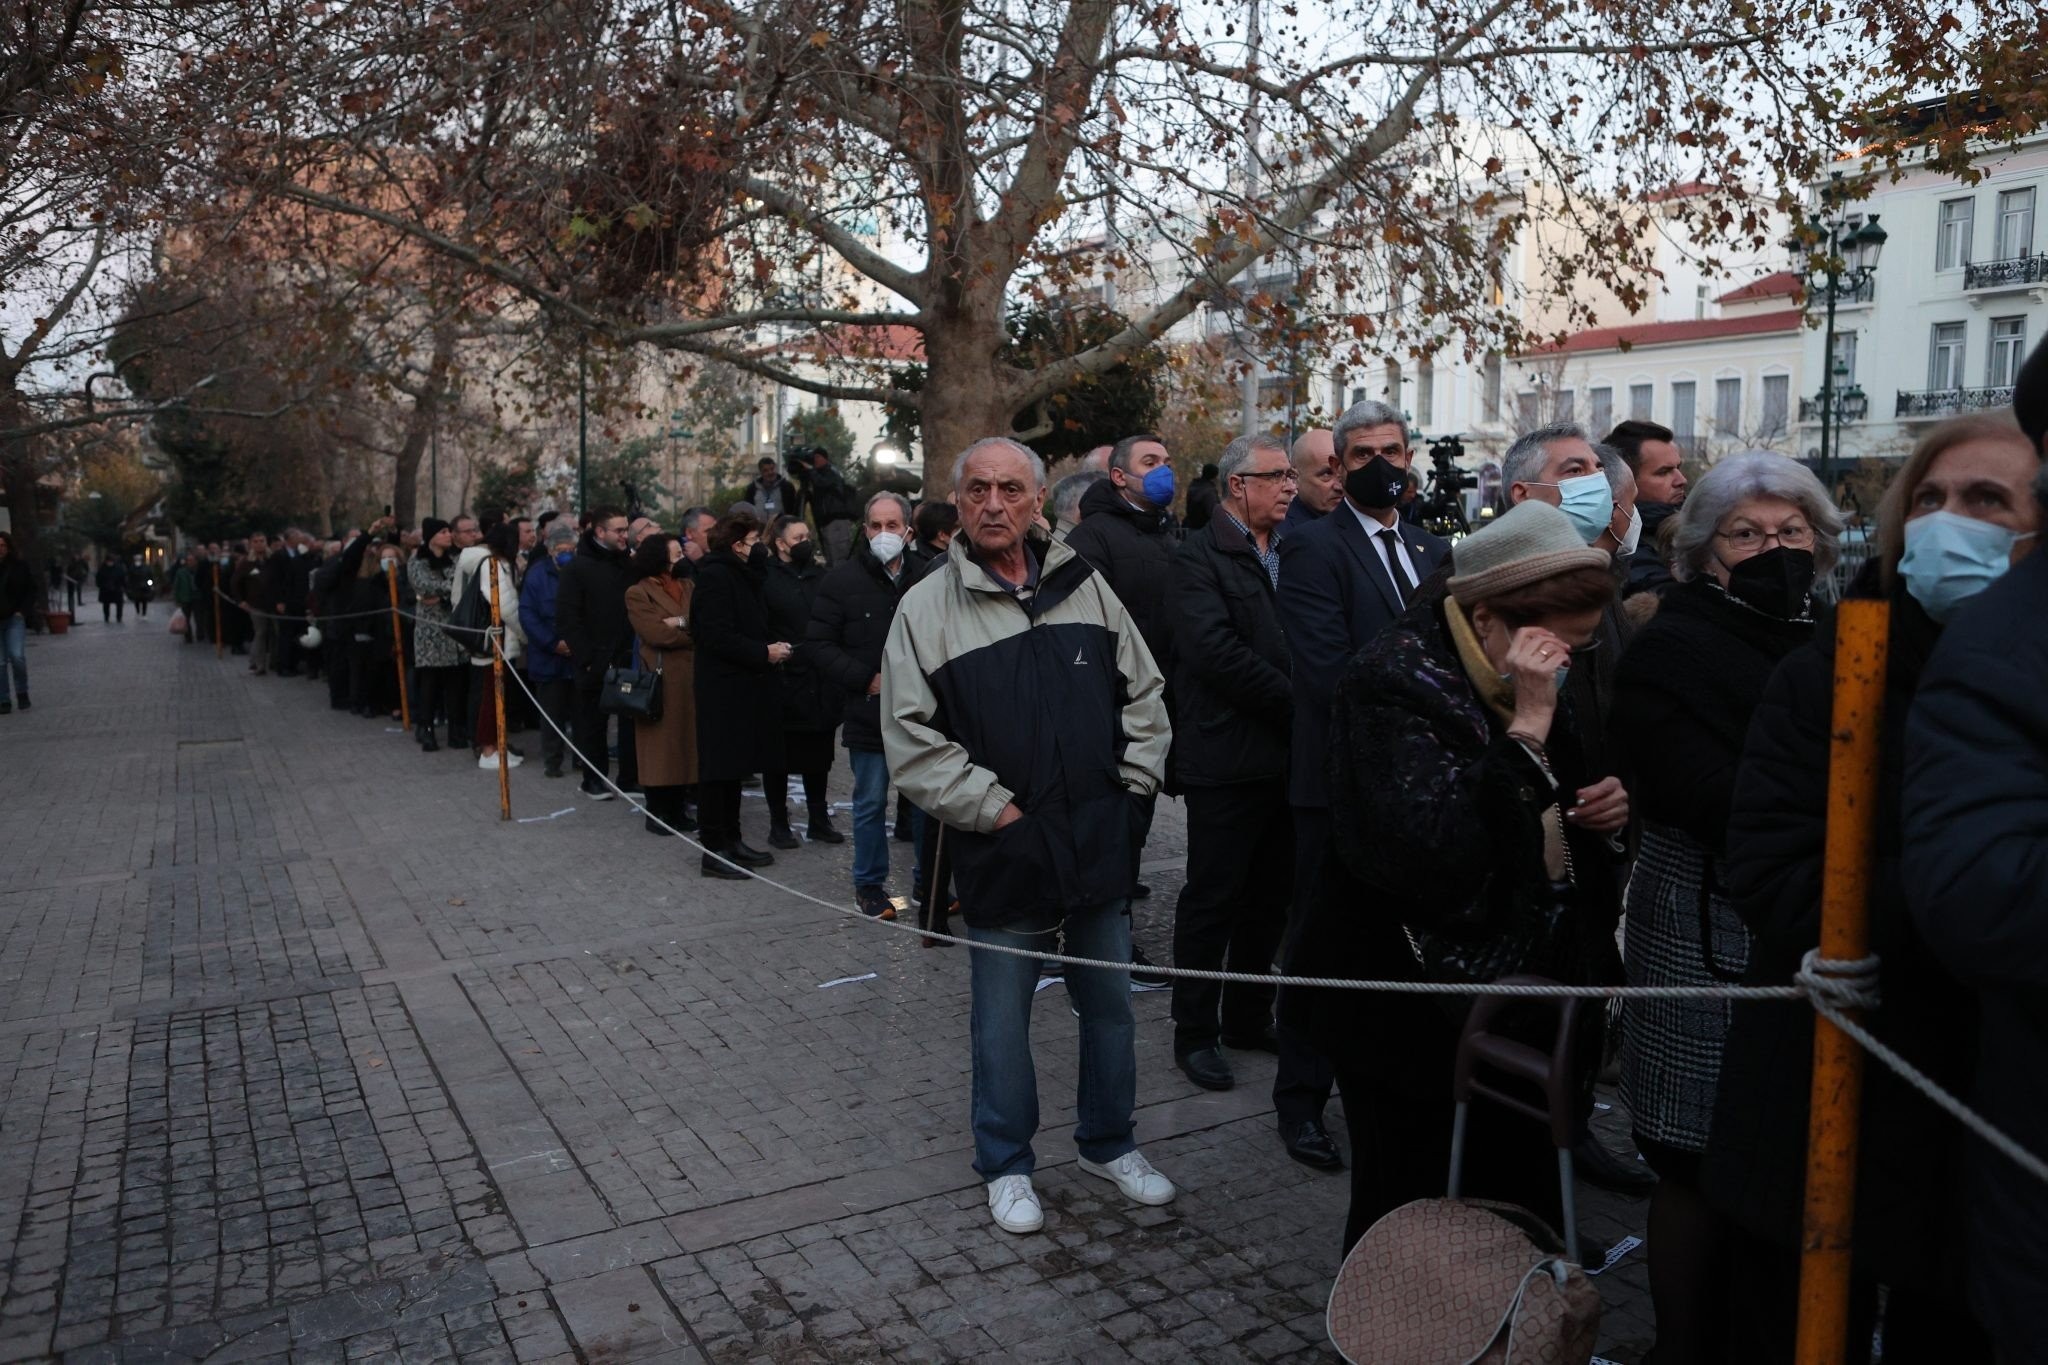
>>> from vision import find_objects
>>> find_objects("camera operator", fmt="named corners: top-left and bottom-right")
top-left (789, 446), bottom-right (860, 564)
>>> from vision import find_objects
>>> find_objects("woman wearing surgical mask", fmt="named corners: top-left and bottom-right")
top-left (1701, 414), bottom-right (2034, 1363)
top-left (1607, 449), bottom-right (1843, 1365)
top-left (760, 516), bottom-right (843, 849)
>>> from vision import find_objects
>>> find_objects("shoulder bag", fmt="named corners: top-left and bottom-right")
top-left (599, 636), bottom-right (663, 723)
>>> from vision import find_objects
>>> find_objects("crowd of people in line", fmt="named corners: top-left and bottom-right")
top-left (12, 336), bottom-right (2048, 1363)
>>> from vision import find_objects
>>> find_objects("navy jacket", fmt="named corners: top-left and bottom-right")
top-left (1276, 501), bottom-right (1449, 807)
top-left (1902, 549), bottom-right (2048, 1364)
top-left (518, 553), bottom-right (575, 683)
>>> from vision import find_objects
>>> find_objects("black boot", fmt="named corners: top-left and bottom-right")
top-left (768, 819), bottom-right (801, 851)
top-left (700, 852), bottom-right (750, 880)
top-left (807, 800), bottom-right (845, 844)
top-left (416, 723), bottom-right (440, 753)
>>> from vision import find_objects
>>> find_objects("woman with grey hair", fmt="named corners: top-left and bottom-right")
top-left (1608, 448), bottom-right (1841, 1364)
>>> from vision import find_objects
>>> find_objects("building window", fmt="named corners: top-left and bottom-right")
top-left (1996, 187), bottom-right (2036, 261)
top-left (1417, 362), bottom-right (1435, 427)
top-left (1671, 381), bottom-right (1697, 447)
top-left (1830, 331), bottom-right (1858, 384)
top-left (1516, 391), bottom-right (1540, 432)
top-left (1990, 317), bottom-right (2029, 387)
top-left (1555, 389), bottom-right (1575, 424)
top-left (1715, 377), bottom-right (1742, 436)
top-left (1384, 358), bottom-right (1403, 403)
top-left (1350, 386), bottom-right (1368, 406)
top-left (1629, 383), bottom-right (1653, 421)
top-left (1695, 285), bottom-right (1709, 320)
top-left (1589, 386), bottom-right (1613, 436)
top-left (1761, 374), bottom-right (1790, 439)
top-left (1928, 322), bottom-right (1968, 391)
top-left (1936, 196), bottom-right (1974, 271)
top-left (1484, 354), bottom-right (1504, 422)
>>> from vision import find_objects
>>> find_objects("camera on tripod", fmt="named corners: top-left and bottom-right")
top-left (1416, 433), bottom-right (1479, 537)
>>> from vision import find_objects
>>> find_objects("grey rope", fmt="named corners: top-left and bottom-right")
top-left (212, 585), bottom-right (406, 623)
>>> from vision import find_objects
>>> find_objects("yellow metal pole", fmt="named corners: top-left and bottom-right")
top-left (1794, 596), bottom-right (1889, 1364)
top-left (489, 559), bottom-right (510, 821)
top-left (386, 562), bottom-right (411, 730)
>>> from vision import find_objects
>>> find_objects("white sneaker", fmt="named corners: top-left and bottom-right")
top-left (479, 752), bottom-right (523, 769)
top-left (1077, 1150), bottom-right (1176, 1206)
top-left (987, 1175), bottom-right (1043, 1234)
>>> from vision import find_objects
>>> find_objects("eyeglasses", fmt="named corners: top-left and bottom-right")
top-left (1716, 524), bottom-right (1814, 551)
top-left (1236, 469), bottom-right (1298, 484)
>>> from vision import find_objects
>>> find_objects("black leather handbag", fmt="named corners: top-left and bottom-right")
top-left (598, 640), bottom-right (663, 723)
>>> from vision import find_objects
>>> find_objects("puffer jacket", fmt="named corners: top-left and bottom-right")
top-left (1061, 476), bottom-right (1177, 677)
top-left (518, 553), bottom-right (575, 684)
top-left (881, 535), bottom-right (1170, 931)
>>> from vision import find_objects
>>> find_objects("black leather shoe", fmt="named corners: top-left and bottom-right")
top-left (1574, 1136), bottom-right (1658, 1195)
top-left (1282, 1121), bottom-right (1345, 1171)
top-left (768, 825), bottom-right (802, 851)
top-left (1222, 1027), bottom-right (1281, 1055)
top-left (807, 818), bottom-right (846, 844)
top-left (1176, 1047), bottom-right (1235, 1092)
top-left (729, 842), bottom-right (774, 868)
top-left (416, 725), bottom-right (440, 753)
top-left (700, 854), bottom-right (750, 880)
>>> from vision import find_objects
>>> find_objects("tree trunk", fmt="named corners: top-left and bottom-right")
top-left (0, 387), bottom-right (45, 567)
top-left (915, 317), bottom-right (1014, 499)
top-left (391, 331), bottom-right (454, 529)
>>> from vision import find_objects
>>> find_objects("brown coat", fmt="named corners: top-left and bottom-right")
top-left (625, 577), bottom-right (699, 787)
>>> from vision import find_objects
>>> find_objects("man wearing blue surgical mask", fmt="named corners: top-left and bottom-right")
top-left (518, 520), bottom-right (582, 778)
top-left (1064, 433), bottom-right (1183, 977)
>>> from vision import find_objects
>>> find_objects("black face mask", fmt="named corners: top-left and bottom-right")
top-left (1344, 455), bottom-right (1406, 510)
top-left (746, 543), bottom-right (770, 570)
top-left (789, 540), bottom-right (818, 568)
top-left (1722, 546), bottom-right (1816, 621)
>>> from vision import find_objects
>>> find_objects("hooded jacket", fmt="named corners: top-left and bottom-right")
top-left (881, 535), bottom-right (1170, 931)
top-left (518, 551), bottom-right (576, 683)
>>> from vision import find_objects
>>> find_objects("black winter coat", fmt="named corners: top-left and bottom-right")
top-left (267, 546), bottom-right (311, 612)
top-left (806, 540), bottom-right (916, 751)
top-left (689, 551), bottom-right (785, 780)
top-left (0, 555), bottom-right (39, 621)
top-left (803, 461), bottom-right (858, 525)
top-left (1062, 477), bottom-right (1177, 676)
top-left (1902, 548), bottom-right (2048, 1364)
top-left (1184, 476), bottom-right (1220, 533)
top-left (96, 561), bottom-right (128, 603)
top-left (1169, 510), bottom-right (1291, 786)
top-left (1705, 570), bottom-right (1977, 1311)
top-left (1284, 588), bottom-right (1619, 1049)
top-left (1624, 501), bottom-right (1681, 598)
top-left (554, 534), bottom-right (635, 677)
top-left (763, 556), bottom-right (838, 733)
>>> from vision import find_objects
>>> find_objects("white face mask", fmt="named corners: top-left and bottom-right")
top-left (1618, 504), bottom-right (1642, 556)
top-left (868, 530), bottom-right (906, 565)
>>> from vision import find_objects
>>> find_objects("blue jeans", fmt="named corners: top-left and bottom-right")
top-left (1, 614), bottom-right (24, 698)
top-left (848, 749), bottom-right (924, 892)
top-left (967, 903), bottom-right (1137, 1180)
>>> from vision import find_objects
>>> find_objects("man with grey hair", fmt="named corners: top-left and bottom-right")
top-left (1050, 470), bottom-right (1106, 542)
top-left (1274, 398), bottom-right (1451, 1170)
top-left (1494, 420), bottom-right (1652, 1195)
top-left (808, 488), bottom-right (926, 920)
top-left (519, 520), bottom-right (582, 779)
top-left (1167, 433), bottom-right (1297, 1094)
top-left (884, 436), bottom-right (1175, 1235)
top-left (1285, 428), bottom-right (1341, 527)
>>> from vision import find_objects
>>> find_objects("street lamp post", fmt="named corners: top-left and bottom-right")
top-left (1799, 179), bottom-right (1887, 492)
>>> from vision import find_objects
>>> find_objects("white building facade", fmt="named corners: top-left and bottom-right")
top-left (1804, 130), bottom-right (2048, 465)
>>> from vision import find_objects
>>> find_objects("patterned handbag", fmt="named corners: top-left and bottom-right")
top-left (1327, 1198), bottom-right (1600, 1363)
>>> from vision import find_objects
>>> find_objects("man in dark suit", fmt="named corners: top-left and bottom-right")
top-left (1274, 400), bottom-right (1451, 1171)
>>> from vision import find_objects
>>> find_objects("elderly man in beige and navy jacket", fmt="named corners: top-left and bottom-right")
top-left (883, 436), bottom-right (1176, 1236)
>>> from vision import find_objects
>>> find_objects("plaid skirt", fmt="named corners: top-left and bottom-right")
top-left (1618, 824), bottom-right (1752, 1153)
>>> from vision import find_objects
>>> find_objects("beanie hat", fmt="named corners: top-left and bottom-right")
top-left (1446, 500), bottom-right (1613, 601)
top-left (545, 521), bottom-right (577, 548)
top-left (421, 517), bottom-right (450, 542)
top-left (2015, 335), bottom-right (2048, 455)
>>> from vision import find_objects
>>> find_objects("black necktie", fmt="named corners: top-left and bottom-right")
top-left (1378, 528), bottom-right (1409, 606)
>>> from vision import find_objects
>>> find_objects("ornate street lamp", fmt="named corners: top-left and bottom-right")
top-left (1796, 176), bottom-right (1887, 491)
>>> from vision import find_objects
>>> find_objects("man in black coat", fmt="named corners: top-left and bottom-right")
top-left (1603, 419), bottom-right (1687, 598)
top-left (1283, 429), bottom-right (1340, 530)
top-left (1275, 400), bottom-right (1451, 1165)
top-left (266, 529), bottom-right (316, 675)
top-left (806, 491), bottom-right (921, 918)
top-left (794, 447), bottom-right (860, 564)
top-left (743, 456), bottom-right (804, 524)
top-left (555, 508), bottom-right (638, 799)
top-left (1183, 463), bottom-right (1220, 531)
top-left (1064, 433), bottom-right (1180, 914)
top-left (1901, 367), bottom-right (2048, 1365)
top-left (1168, 434), bottom-right (1296, 1099)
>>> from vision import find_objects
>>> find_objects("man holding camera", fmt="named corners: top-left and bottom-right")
top-left (790, 447), bottom-right (859, 564)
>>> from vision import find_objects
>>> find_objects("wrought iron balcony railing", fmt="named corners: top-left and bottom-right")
top-left (1963, 254), bottom-right (2048, 291)
top-left (1895, 385), bottom-right (2016, 419)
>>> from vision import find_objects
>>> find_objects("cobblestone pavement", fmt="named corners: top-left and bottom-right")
top-left (0, 621), bottom-right (1658, 1362)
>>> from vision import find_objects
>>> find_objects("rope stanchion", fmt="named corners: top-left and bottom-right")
top-left (1796, 596), bottom-right (1888, 1365)
top-left (488, 563), bottom-right (510, 822)
top-left (386, 562), bottom-right (411, 730)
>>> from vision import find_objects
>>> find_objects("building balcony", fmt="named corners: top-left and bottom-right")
top-left (1895, 385), bottom-right (2015, 420)
top-left (1963, 254), bottom-right (2048, 292)
top-left (1799, 391), bottom-right (1869, 424)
